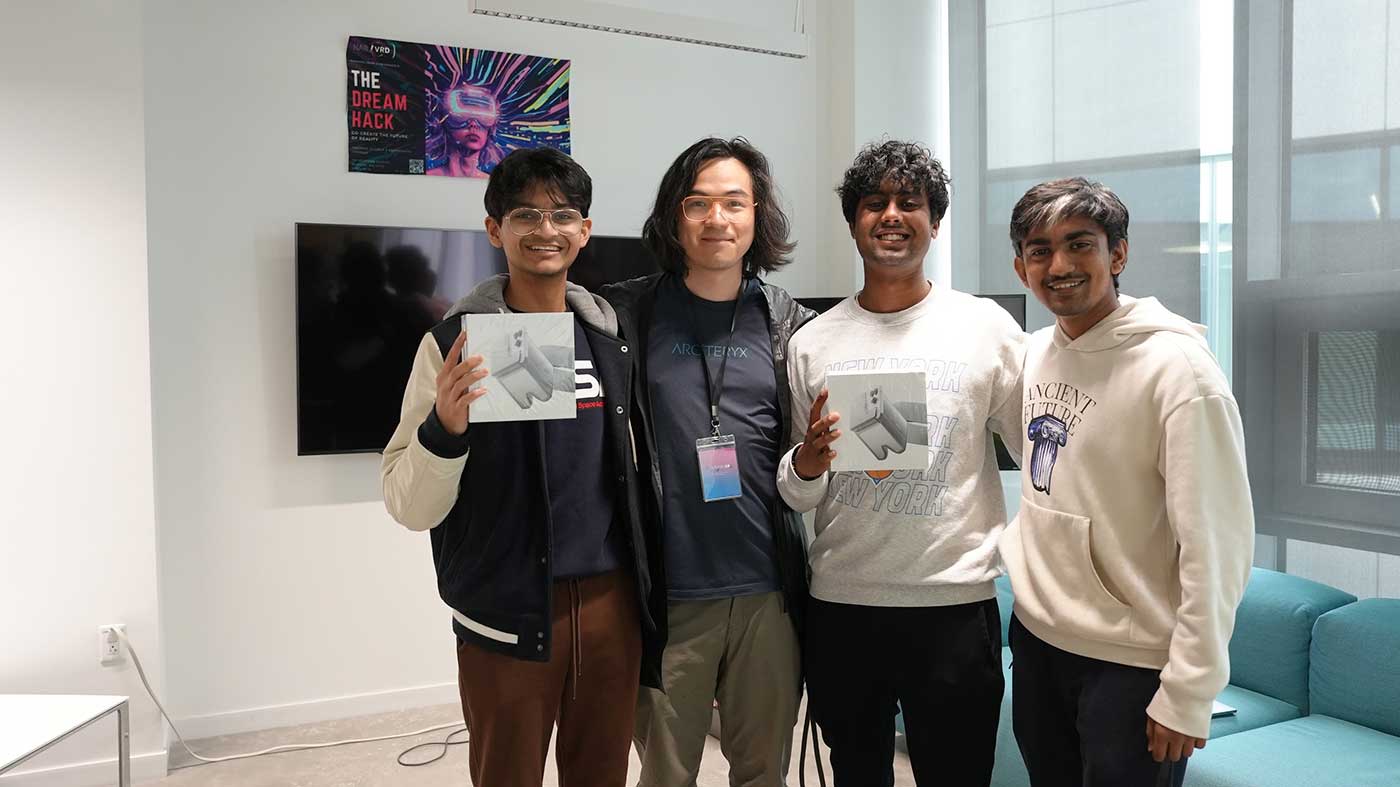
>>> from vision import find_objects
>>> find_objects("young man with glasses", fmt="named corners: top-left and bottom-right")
top-left (780, 140), bottom-right (1026, 785)
top-left (601, 137), bottom-right (814, 785)
top-left (382, 147), bottom-right (665, 787)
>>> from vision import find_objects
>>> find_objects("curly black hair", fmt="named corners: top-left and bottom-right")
top-left (837, 140), bottom-right (951, 224)
top-left (642, 137), bottom-right (795, 276)
top-left (483, 147), bottom-right (592, 221)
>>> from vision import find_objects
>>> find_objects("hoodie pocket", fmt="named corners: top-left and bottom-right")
top-left (1005, 497), bottom-right (1133, 645)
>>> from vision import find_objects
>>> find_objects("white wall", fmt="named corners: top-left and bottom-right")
top-left (852, 0), bottom-right (952, 288)
top-left (0, 3), bottom-right (167, 784)
top-left (985, 0), bottom-right (1199, 168)
top-left (141, 0), bottom-right (842, 736)
top-left (821, 0), bottom-right (863, 296)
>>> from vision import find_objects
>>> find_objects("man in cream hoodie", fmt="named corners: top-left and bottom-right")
top-left (1000, 177), bottom-right (1253, 786)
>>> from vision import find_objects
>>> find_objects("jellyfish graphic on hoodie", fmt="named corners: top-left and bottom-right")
top-left (1027, 414), bottom-right (1069, 494)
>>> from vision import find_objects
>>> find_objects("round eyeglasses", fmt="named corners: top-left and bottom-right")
top-left (680, 196), bottom-right (757, 222)
top-left (505, 208), bottom-right (585, 236)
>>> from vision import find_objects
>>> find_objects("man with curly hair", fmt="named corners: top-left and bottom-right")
top-left (601, 137), bottom-right (815, 786)
top-left (778, 140), bottom-right (1026, 785)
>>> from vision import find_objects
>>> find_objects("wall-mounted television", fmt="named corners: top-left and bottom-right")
top-left (295, 222), bottom-right (657, 455)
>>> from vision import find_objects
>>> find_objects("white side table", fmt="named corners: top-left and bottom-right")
top-left (0, 695), bottom-right (130, 786)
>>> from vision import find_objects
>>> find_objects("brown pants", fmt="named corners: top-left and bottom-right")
top-left (456, 570), bottom-right (642, 787)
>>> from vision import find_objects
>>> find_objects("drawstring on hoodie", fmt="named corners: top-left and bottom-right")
top-left (568, 579), bottom-right (583, 701)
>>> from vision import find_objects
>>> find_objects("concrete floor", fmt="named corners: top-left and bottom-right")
top-left (149, 701), bottom-right (914, 786)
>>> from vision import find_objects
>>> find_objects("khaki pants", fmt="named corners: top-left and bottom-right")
top-left (456, 570), bottom-right (641, 787)
top-left (634, 592), bottom-right (801, 787)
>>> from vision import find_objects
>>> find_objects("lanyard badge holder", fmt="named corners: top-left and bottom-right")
top-left (692, 287), bottom-right (744, 502)
top-left (696, 420), bottom-right (741, 502)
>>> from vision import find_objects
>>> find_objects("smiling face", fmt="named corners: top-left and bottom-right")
top-left (677, 157), bottom-right (756, 277)
top-left (484, 183), bottom-right (592, 279)
top-left (1014, 214), bottom-right (1127, 338)
top-left (849, 178), bottom-right (936, 273)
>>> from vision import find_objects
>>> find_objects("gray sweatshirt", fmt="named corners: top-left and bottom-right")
top-left (777, 284), bottom-right (1026, 607)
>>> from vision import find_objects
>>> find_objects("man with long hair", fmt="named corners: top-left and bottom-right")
top-left (601, 137), bottom-right (813, 785)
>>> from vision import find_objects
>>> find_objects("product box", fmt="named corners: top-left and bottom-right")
top-left (824, 370), bottom-right (929, 472)
top-left (462, 313), bottom-right (575, 422)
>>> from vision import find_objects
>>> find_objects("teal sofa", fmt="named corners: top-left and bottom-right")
top-left (1187, 596), bottom-right (1400, 786)
top-left (897, 569), bottom-right (1400, 786)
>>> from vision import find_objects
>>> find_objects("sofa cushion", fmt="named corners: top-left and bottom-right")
top-left (1185, 716), bottom-right (1400, 787)
top-left (1227, 568), bottom-right (1355, 711)
top-left (1209, 684), bottom-right (1303, 739)
top-left (1310, 598), bottom-right (1400, 738)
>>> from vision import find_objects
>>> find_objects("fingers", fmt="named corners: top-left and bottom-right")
top-left (803, 413), bottom-right (841, 462)
top-left (440, 353), bottom-right (485, 392)
top-left (805, 413), bottom-right (841, 445)
top-left (1146, 720), bottom-right (1200, 763)
top-left (807, 388), bottom-right (829, 424)
top-left (458, 387), bottom-right (489, 408)
top-left (804, 389), bottom-right (841, 446)
top-left (448, 366), bottom-right (490, 402)
top-left (443, 330), bottom-right (467, 371)
top-left (1166, 737), bottom-right (1186, 762)
top-left (1146, 720), bottom-right (1166, 763)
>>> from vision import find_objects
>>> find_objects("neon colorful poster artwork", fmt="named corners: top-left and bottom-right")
top-left (346, 36), bottom-right (571, 178)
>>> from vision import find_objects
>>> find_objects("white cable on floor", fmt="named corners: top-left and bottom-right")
top-left (114, 627), bottom-right (466, 770)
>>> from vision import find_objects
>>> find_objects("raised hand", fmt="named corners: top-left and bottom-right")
top-left (435, 330), bottom-right (490, 435)
top-left (793, 388), bottom-right (841, 480)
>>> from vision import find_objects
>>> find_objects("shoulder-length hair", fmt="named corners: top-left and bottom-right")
top-left (641, 137), bottom-right (796, 277)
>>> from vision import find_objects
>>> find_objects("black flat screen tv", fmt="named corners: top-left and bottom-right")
top-left (295, 222), bottom-right (657, 455)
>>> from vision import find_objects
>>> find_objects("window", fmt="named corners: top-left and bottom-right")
top-left (1238, 0), bottom-right (1400, 553)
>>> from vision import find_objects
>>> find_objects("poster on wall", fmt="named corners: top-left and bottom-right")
top-left (346, 36), bottom-right (571, 179)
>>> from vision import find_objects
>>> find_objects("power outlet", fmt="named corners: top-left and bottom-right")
top-left (98, 624), bottom-right (126, 666)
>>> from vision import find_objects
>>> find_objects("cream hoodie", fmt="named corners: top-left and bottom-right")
top-left (999, 295), bottom-right (1253, 740)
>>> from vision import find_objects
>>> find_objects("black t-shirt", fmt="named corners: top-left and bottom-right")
top-left (647, 276), bottom-right (781, 600)
top-left (546, 316), bottom-right (622, 579)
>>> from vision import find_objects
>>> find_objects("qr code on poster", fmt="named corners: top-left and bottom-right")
top-left (409, 159), bottom-right (424, 174)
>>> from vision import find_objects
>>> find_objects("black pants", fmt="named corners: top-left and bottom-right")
top-left (806, 596), bottom-right (1004, 786)
top-left (1009, 615), bottom-right (1187, 787)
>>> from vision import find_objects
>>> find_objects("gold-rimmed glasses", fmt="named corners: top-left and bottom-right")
top-left (680, 196), bottom-right (757, 222)
top-left (504, 208), bottom-right (585, 236)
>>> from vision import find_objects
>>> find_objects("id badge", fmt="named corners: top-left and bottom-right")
top-left (696, 435), bottom-right (742, 502)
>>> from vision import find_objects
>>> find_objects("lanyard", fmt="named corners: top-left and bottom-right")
top-left (685, 280), bottom-right (745, 437)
